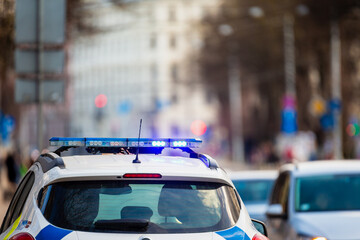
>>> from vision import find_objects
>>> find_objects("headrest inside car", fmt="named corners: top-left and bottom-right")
top-left (158, 183), bottom-right (194, 217)
top-left (121, 206), bottom-right (153, 220)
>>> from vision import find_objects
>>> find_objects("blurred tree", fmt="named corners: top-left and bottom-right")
top-left (294, 0), bottom-right (360, 158)
top-left (0, 0), bottom-right (123, 145)
top-left (67, 0), bottom-right (102, 37)
top-left (67, 0), bottom-right (129, 37)
top-left (198, 0), bottom-right (360, 158)
top-left (0, 0), bottom-right (17, 123)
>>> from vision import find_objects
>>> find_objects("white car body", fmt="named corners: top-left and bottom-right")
top-left (267, 160), bottom-right (360, 240)
top-left (0, 138), bottom-right (269, 240)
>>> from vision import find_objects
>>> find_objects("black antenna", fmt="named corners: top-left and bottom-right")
top-left (132, 119), bottom-right (142, 163)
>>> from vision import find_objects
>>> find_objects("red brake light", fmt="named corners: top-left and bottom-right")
top-left (9, 233), bottom-right (35, 240)
top-left (123, 173), bottom-right (162, 178)
top-left (252, 233), bottom-right (269, 240)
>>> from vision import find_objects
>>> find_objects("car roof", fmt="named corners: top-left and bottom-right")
top-left (63, 154), bottom-right (209, 173)
top-left (227, 170), bottom-right (278, 180)
top-left (42, 154), bottom-right (232, 185)
top-left (280, 160), bottom-right (360, 176)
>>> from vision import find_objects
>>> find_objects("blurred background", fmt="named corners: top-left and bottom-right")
top-left (1, 0), bottom-right (360, 218)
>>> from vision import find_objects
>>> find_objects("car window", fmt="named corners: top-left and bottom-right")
top-left (270, 172), bottom-right (290, 213)
top-left (233, 179), bottom-right (274, 203)
top-left (295, 174), bottom-right (360, 212)
top-left (1, 172), bottom-right (35, 233)
top-left (38, 180), bottom-right (240, 233)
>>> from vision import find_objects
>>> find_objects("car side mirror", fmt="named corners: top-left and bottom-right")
top-left (251, 219), bottom-right (268, 237)
top-left (266, 204), bottom-right (287, 219)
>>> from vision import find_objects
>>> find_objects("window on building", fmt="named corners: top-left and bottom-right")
top-left (171, 93), bottom-right (178, 104)
top-left (148, 7), bottom-right (155, 21)
top-left (168, 6), bottom-right (176, 21)
top-left (151, 64), bottom-right (158, 81)
top-left (169, 34), bottom-right (177, 49)
top-left (171, 64), bottom-right (178, 83)
top-left (171, 64), bottom-right (179, 104)
top-left (150, 34), bottom-right (157, 49)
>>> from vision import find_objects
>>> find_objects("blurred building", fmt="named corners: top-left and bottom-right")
top-left (18, 105), bottom-right (70, 152)
top-left (12, 0), bottom-right (70, 152)
top-left (70, 0), bottom-right (220, 138)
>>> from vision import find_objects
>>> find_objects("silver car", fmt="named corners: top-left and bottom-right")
top-left (266, 160), bottom-right (360, 240)
top-left (229, 170), bottom-right (277, 222)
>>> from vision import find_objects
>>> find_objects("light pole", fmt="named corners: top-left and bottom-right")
top-left (218, 24), bottom-right (246, 163)
top-left (37, 0), bottom-right (44, 151)
top-left (283, 14), bottom-right (296, 101)
top-left (228, 56), bottom-right (245, 163)
top-left (330, 20), bottom-right (343, 159)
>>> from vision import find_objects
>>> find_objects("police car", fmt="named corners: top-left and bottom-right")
top-left (0, 137), bottom-right (269, 240)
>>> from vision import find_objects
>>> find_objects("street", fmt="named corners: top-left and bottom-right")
top-left (1, 0), bottom-right (360, 239)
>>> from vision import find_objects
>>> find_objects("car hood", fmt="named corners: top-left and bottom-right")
top-left (293, 211), bottom-right (360, 240)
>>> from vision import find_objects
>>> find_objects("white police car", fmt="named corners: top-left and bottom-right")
top-left (0, 137), bottom-right (269, 240)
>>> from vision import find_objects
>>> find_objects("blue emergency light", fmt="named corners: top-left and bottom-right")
top-left (172, 140), bottom-right (187, 147)
top-left (49, 137), bottom-right (202, 148)
top-left (152, 141), bottom-right (166, 147)
top-left (49, 137), bottom-right (220, 169)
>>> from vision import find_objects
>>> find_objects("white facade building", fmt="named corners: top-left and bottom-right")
top-left (70, 0), bottom-right (220, 138)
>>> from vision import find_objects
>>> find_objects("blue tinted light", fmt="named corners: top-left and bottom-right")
top-left (152, 141), bottom-right (166, 147)
top-left (173, 141), bottom-right (187, 147)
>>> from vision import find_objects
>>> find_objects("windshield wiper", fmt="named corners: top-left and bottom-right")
top-left (95, 219), bottom-right (149, 232)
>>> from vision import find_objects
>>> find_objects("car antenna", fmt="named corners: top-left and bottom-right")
top-left (132, 119), bottom-right (142, 163)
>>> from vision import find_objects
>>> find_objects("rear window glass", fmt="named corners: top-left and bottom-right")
top-left (38, 180), bottom-right (240, 233)
top-left (233, 179), bottom-right (274, 203)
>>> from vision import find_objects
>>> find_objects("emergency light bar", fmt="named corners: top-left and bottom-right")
top-left (49, 137), bottom-right (202, 148)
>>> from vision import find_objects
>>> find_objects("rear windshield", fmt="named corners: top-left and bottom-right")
top-left (38, 180), bottom-right (240, 233)
top-left (233, 179), bottom-right (274, 204)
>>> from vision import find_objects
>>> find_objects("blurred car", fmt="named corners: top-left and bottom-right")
top-left (266, 160), bottom-right (360, 240)
top-left (0, 137), bottom-right (269, 240)
top-left (229, 170), bottom-right (277, 222)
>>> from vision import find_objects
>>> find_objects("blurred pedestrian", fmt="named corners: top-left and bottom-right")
top-left (5, 151), bottom-right (19, 196)
top-left (265, 143), bottom-right (280, 164)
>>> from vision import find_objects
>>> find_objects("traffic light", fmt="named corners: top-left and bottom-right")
top-left (95, 94), bottom-right (107, 108)
top-left (191, 120), bottom-right (207, 136)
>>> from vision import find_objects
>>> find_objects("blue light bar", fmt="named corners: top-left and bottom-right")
top-left (49, 137), bottom-right (202, 148)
